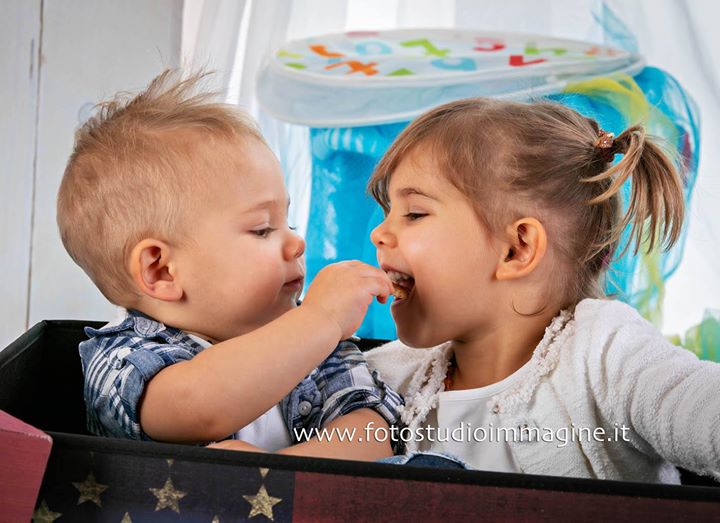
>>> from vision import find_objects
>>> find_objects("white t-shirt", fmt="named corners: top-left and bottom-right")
top-left (416, 360), bottom-right (532, 472)
top-left (187, 334), bottom-right (292, 451)
top-left (233, 403), bottom-right (292, 452)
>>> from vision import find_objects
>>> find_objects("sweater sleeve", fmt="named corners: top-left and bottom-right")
top-left (581, 300), bottom-right (720, 480)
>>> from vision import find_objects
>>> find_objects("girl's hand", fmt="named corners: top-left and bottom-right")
top-left (207, 440), bottom-right (267, 453)
top-left (302, 261), bottom-right (393, 340)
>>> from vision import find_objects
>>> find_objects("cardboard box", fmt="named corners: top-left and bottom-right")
top-left (1, 320), bottom-right (718, 521)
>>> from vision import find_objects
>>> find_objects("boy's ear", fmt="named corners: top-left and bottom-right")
top-left (128, 239), bottom-right (183, 301)
top-left (496, 218), bottom-right (547, 281)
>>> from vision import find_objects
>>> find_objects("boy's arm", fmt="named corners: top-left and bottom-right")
top-left (209, 409), bottom-right (393, 461)
top-left (277, 409), bottom-right (393, 461)
top-left (140, 306), bottom-right (341, 443)
top-left (278, 339), bottom-right (404, 460)
top-left (140, 262), bottom-right (393, 443)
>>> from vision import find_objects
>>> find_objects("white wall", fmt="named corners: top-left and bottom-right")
top-left (0, 0), bottom-right (182, 349)
top-left (0, 1), bottom-right (40, 350)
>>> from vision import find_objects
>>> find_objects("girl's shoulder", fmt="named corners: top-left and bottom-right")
top-left (567, 298), bottom-right (693, 366)
top-left (574, 298), bottom-right (645, 324)
top-left (365, 340), bottom-right (450, 396)
top-left (572, 298), bottom-right (664, 345)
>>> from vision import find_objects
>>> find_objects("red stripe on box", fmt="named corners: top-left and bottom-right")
top-left (293, 471), bottom-right (720, 521)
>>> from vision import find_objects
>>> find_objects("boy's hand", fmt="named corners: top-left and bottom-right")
top-left (302, 261), bottom-right (393, 340)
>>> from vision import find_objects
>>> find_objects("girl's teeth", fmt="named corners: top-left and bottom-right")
top-left (387, 270), bottom-right (413, 283)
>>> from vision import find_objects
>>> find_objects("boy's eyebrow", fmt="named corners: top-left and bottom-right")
top-left (244, 196), bottom-right (292, 213)
top-left (244, 200), bottom-right (274, 212)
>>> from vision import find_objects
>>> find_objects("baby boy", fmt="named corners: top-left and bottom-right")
top-left (56, 70), bottom-right (402, 460)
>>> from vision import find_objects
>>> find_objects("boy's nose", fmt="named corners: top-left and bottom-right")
top-left (370, 220), bottom-right (395, 248)
top-left (284, 232), bottom-right (305, 260)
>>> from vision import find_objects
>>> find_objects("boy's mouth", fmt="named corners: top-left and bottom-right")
top-left (385, 270), bottom-right (415, 301)
top-left (283, 276), bottom-right (305, 293)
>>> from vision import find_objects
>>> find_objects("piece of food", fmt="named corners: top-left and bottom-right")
top-left (387, 269), bottom-right (414, 300)
top-left (392, 283), bottom-right (408, 300)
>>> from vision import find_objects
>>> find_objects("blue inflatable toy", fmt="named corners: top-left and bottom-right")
top-left (258, 27), bottom-right (699, 340)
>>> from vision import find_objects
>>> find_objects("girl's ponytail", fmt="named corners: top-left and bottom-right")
top-left (582, 124), bottom-right (685, 255)
top-left (368, 98), bottom-right (688, 306)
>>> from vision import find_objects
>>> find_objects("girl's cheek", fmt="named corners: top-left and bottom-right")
top-left (402, 231), bottom-right (430, 257)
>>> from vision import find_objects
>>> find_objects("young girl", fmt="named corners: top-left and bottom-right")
top-left (365, 97), bottom-right (720, 483)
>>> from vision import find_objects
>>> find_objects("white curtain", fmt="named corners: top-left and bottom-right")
top-left (183, 0), bottom-right (720, 335)
top-left (182, 0), bottom-right (248, 94)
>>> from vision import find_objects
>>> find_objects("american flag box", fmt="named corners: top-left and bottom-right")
top-left (1, 320), bottom-right (719, 522)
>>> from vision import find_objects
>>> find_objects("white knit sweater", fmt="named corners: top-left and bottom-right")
top-left (365, 299), bottom-right (720, 483)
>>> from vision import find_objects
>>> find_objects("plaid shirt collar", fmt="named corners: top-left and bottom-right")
top-left (84, 308), bottom-right (206, 351)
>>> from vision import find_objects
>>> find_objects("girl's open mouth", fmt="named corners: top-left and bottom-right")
top-left (386, 270), bottom-right (415, 301)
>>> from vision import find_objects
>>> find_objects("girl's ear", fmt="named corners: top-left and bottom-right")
top-left (128, 239), bottom-right (183, 301)
top-left (496, 218), bottom-right (547, 281)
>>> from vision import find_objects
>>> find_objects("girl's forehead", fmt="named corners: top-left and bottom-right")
top-left (388, 153), bottom-right (456, 197)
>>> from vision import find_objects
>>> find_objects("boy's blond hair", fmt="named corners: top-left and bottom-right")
top-left (57, 70), bottom-right (264, 304)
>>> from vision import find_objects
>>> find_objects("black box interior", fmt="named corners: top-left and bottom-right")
top-left (1, 320), bottom-right (718, 520)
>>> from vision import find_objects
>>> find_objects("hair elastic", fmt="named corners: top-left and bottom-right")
top-left (595, 129), bottom-right (616, 163)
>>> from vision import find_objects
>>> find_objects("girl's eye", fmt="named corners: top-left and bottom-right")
top-left (404, 212), bottom-right (427, 221)
top-left (252, 227), bottom-right (276, 238)
top-left (289, 225), bottom-right (298, 231)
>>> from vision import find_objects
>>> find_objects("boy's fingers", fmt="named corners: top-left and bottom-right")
top-left (363, 276), bottom-right (394, 299)
top-left (363, 266), bottom-right (392, 283)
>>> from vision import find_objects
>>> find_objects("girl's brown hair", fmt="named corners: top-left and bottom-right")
top-left (368, 98), bottom-right (685, 307)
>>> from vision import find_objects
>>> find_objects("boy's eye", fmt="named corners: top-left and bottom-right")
top-left (252, 227), bottom-right (276, 238)
top-left (404, 212), bottom-right (427, 221)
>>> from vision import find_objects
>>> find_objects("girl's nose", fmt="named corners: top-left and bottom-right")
top-left (284, 231), bottom-right (306, 260)
top-left (370, 219), bottom-right (395, 248)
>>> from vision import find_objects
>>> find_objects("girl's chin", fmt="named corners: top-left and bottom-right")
top-left (391, 294), bottom-right (444, 347)
top-left (397, 332), bottom-right (437, 348)
top-left (394, 322), bottom-right (440, 349)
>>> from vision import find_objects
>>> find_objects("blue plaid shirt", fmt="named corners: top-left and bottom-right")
top-left (79, 309), bottom-right (404, 444)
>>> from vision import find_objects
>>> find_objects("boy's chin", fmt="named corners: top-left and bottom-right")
top-left (284, 296), bottom-right (301, 310)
